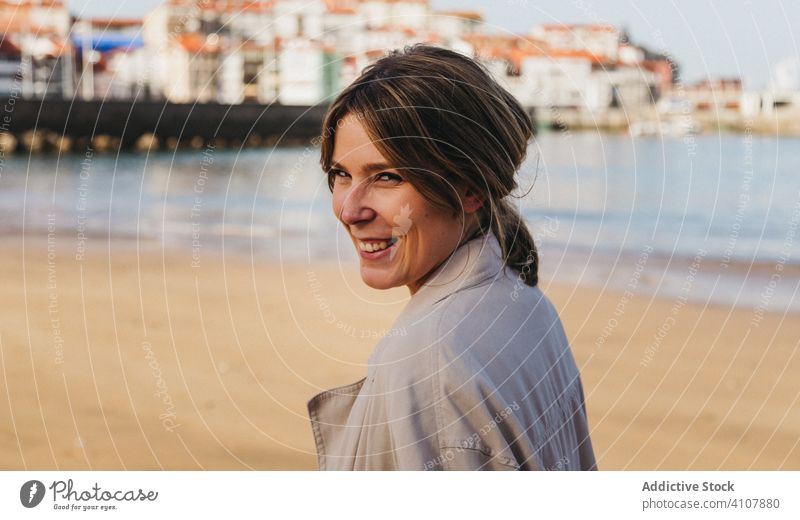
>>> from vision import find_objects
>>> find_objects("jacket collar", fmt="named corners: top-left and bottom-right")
top-left (395, 228), bottom-right (507, 322)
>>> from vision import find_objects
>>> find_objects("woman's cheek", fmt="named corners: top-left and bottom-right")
top-left (331, 191), bottom-right (344, 218)
top-left (389, 190), bottom-right (422, 234)
top-left (391, 203), bottom-right (414, 236)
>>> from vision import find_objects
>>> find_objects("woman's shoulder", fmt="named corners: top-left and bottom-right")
top-left (366, 297), bottom-right (496, 397)
top-left (437, 276), bottom-right (566, 346)
top-left (369, 271), bottom-right (570, 387)
top-left (436, 264), bottom-right (558, 318)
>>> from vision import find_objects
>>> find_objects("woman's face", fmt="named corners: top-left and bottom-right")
top-left (329, 114), bottom-right (482, 294)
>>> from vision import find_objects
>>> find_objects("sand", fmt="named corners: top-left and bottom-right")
top-left (1, 234), bottom-right (798, 470)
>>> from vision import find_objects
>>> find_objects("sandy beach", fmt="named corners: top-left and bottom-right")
top-left (1, 234), bottom-right (798, 470)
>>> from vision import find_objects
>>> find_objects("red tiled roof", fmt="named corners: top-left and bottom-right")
top-left (324, 0), bottom-right (357, 13)
top-left (0, 0), bottom-right (65, 7)
top-left (538, 23), bottom-right (617, 33)
top-left (435, 10), bottom-right (483, 21)
top-left (87, 17), bottom-right (143, 28)
top-left (0, 18), bottom-right (61, 36)
top-left (195, 1), bottom-right (274, 13)
top-left (0, 38), bottom-right (21, 57)
top-left (547, 48), bottom-right (609, 63)
top-left (177, 33), bottom-right (219, 53)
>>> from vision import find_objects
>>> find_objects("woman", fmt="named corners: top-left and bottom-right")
top-left (307, 44), bottom-right (596, 470)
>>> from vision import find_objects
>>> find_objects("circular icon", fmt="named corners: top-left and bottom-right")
top-left (20, 480), bottom-right (45, 508)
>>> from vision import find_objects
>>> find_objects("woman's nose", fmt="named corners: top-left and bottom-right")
top-left (338, 185), bottom-right (377, 225)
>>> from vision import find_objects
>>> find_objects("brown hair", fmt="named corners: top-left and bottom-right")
top-left (319, 44), bottom-right (538, 287)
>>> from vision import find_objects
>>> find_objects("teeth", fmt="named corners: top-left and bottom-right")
top-left (358, 236), bottom-right (399, 253)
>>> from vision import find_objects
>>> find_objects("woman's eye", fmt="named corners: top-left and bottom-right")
top-left (376, 172), bottom-right (402, 183)
top-left (328, 169), bottom-right (349, 180)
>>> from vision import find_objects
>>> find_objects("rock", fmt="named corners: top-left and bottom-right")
top-left (45, 131), bottom-right (72, 153)
top-left (0, 132), bottom-right (18, 154)
top-left (92, 134), bottom-right (113, 152)
top-left (135, 133), bottom-right (159, 152)
top-left (245, 133), bottom-right (262, 147)
top-left (20, 130), bottom-right (44, 153)
top-left (189, 135), bottom-right (205, 150)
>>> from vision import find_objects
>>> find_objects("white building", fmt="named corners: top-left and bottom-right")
top-left (278, 39), bottom-right (325, 105)
top-left (531, 24), bottom-right (620, 62)
top-left (519, 54), bottom-right (594, 108)
top-left (515, 24), bottom-right (657, 112)
top-left (429, 10), bottom-right (483, 40)
top-left (518, 51), bottom-right (657, 112)
top-left (742, 59), bottom-right (800, 116)
top-left (360, 0), bottom-right (429, 30)
top-left (602, 65), bottom-right (658, 110)
top-left (618, 43), bottom-right (644, 66)
top-left (1, 0), bottom-right (72, 98)
top-left (143, 1), bottom-right (279, 104)
top-left (273, 0), bottom-right (326, 39)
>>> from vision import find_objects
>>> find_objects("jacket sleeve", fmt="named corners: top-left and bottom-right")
top-left (429, 338), bottom-right (532, 471)
top-left (381, 351), bottom-right (525, 471)
top-left (376, 314), bottom-right (524, 470)
top-left (377, 344), bottom-right (513, 470)
top-left (435, 445), bottom-right (520, 470)
top-left (386, 401), bottom-right (520, 470)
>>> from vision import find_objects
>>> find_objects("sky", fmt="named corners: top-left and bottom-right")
top-left (68, 0), bottom-right (800, 89)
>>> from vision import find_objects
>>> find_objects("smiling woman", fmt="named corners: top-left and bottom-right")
top-left (308, 44), bottom-right (597, 471)
top-left (325, 112), bottom-right (485, 294)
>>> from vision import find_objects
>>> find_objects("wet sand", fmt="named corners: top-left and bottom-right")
top-left (1, 235), bottom-right (798, 470)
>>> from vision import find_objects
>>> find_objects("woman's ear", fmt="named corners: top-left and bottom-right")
top-left (462, 188), bottom-right (485, 214)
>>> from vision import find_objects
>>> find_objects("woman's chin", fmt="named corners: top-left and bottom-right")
top-left (359, 268), bottom-right (399, 290)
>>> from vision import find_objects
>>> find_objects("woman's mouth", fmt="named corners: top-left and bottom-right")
top-left (356, 236), bottom-right (400, 260)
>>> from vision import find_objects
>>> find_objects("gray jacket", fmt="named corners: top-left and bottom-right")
top-left (307, 229), bottom-right (597, 470)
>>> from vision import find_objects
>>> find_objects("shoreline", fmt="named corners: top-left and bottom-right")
top-left (6, 232), bottom-right (798, 316)
top-left (4, 114), bottom-right (800, 158)
top-left (3, 124), bottom-right (799, 157)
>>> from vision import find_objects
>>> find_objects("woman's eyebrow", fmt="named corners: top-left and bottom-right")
top-left (330, 160), bottom-right (395, 174)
